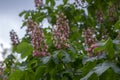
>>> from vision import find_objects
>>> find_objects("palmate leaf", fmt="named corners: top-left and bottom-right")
top-left (100, 68), bottom-right (120, 80)
top-left (82, 54), bottom-right (106, 65)
top-left (81, 62), bottom-right (120, 80)
top-left (16, 41), bottom-right (33, 58)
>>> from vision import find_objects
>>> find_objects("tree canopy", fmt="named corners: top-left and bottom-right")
top-left (1, 0), bottom-right (120, 80)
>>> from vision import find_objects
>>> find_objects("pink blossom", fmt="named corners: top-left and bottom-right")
top-left (52, 13), bottom-right (70, 49)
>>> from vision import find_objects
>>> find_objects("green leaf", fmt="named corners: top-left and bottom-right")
top-left (62, 50), bottom-right (72, 63)
top-left (49, 68), bottom-right (57, 80)
top-left (52, 50), bottom-right (61, 64)
top-left (8, 69), bottom-right (23, 80)
top-left (12, 45), bottom-right (18, 53)
top-left (100, 68), bottom-right (120, 80)
top-left (24, 70), bottom-right (35, 80)
top-left (88, 73), bottom-right (99, 80)
top-left (50, 0), bottom-right (55, 7)
top-left (114, 20), bottom-right (120, 30)
top-left (41, 56), bottom-right (51, 64)
top-left (21, 21), bottom-right (27, 28)
top-left (81, 61), bottom-right (97, 76)
top-left (80, 71), bottom-right (94, 80)
top-left (46, 0), bottom-right (50, 5)
top-left (108, 62), bottom-right (120, 74)
top-left (81, 62), bottom-right (120, 80)
top-left (46, 59), bottom-right (56, 74)
top-left (52, 50), bottom-right (60, 58)
top-left (82, 56), bottom-right (97, 65)
top-left (19, 11), bottom-right (26, 17)
top-left (17, 42), bottom-right (33, 58)
top-left (68, 45), bottom-right (76, 54)
top-left (81, 62), bottom-right (109, 80)
top-left (24, 12), bottom-right (30, 19)
top-left (27, 59), bottom-right (37, 68)
top-left (82, 54), bottom-right (106, 65)
top-left (104, 38), bottom-right (115, 59)
top-left (63, 0), bottom-right (68, 4)
top-left (86, 0), bottom-right (93, 3)
top-left (35, 66), bottom-right (46, 80)
top-left (93, 62), bottom-right (110, 76)
top-left (46, 0), bottom-right (55, 7)
top-left (94, 42), bottom-right (105, 54)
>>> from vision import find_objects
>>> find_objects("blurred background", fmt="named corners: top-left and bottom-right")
top-left (0, 0), bottom-right (35, 61)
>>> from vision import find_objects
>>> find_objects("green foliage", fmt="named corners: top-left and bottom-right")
top-left (16, 41), bottom-right (33, 58)
top-left (114, 19), bottom-right (120, 30)
top-left (3, 0), bottom-right (120, 80)
top-left (104, 38), bottom-right (115, 59)
top-left (8, 69), bottom-right (23, 80)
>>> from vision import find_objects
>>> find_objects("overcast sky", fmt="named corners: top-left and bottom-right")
top-left (0, 0), bottom-right (35, 60)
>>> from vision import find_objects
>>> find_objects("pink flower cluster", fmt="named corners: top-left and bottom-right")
top-left (32, 27), bottom-right (49, 57)
top-left (96, 10), bottom-right (104, 23)
top-left (82, 28), bottom-right (97, 46)
top-left (96, 4), bottom-right (117, 23)
top-left (0, 62), bottom-right (6, 80)
top-left (86, 44), bottom-right (97, 57)
top-left (52, 13), bottom-right (70, 49)
top-left (34, 0), bottom-right (43, 7)
top-left (108, 5), bottom-right (116, 22)
top-left (82, 28), bottom-right (101, 57)
top-left (10, 30), bottom-right (19, 45)
top-left (26, 19), bottom-right (38, 35)
top-left (26, 19), bottom-right (49, 57)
